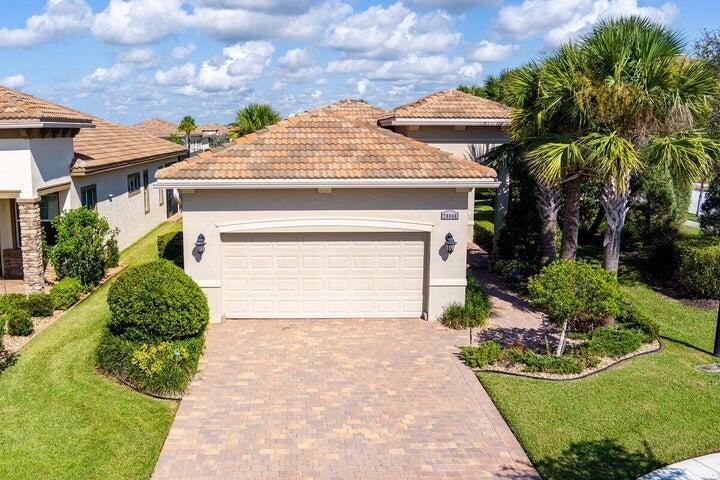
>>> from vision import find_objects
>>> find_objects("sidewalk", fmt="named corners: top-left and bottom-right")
top-left (639, 453), bottom-right (720, 480)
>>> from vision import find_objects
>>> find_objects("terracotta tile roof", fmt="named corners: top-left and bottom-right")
top-left (0, 86), bottom-right (92, 124)
top-left (156, 107), bottom-right (495, 182)
top-left (382, 88), bottom-right (510, 121)
top-left (197, 123), bottom-right (230, 136)
top-left (132, 118), bottom-right (178, 137)
top-left (326, 99), bottom-right (389, 125)
top-left (72, 115), bottom-right (187, 175)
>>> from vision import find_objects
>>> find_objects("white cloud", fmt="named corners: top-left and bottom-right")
top-left (192, 0), bottom-right (351, 42)
top-left (1, 74), bottom-right (26, 89)
top-left (188, 0), bottom-right (318, 15)
top-left (119, 47), bottom-right (161, 68)
top-left (407, 0), bottom-right (495, 13)
top-left (326, 59), bottom-right (382, 75)
top-left (82, 63), bottom-right (133, 86)
top-left (193, 41), bottom-right (275, 92)
top-left (356, 79), bottom-right (369, 95)
top-left (311, 89), bottom-right (322, 98)
top-left (155, 63), bottom-right (197, 85)
top-left (493, 0), bottom-right (678, 46)
top-left (0, 0), bottom-right (92, 48)
top-left (468, 40), bottom-right (519, 62)
top-left (324, 2), bottom-right (460, 60)
top-left (172, 42), bottom-right (196, 61)
top-left (278, 48), bottom-right (312, 69)
top-left (370, 54), bottom-right (469, 81)
top-left (92, 0), bottom-right (189, 45)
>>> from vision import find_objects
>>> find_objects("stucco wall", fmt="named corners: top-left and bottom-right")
top-left (0, 138), bottom-right (34, 198)
top-left (30, 137), bottom-right (74, 192)
top-left (180, 188), bottom-right (471, 323)
top-left (67, 157), bottom-right (178, 249)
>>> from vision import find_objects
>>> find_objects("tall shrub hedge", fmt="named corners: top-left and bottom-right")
top-left (672, 237), bottom-right (720, 299)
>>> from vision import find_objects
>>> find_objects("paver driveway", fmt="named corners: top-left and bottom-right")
top-left (153, 319), bottom-right (539, 480)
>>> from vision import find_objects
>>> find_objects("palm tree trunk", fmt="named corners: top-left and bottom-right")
top-left (601, 174), bottom-right (631, 274)
top-left (185, 132), bottom-right (190, 154)
top-left (537, 181), bottom-right (560, 266)
top-left (560, 175), bottom-right (582, 260)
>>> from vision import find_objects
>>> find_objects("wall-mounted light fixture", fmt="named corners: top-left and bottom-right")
top-left (194, 233), bottom-right (206, 254)
top-left (445, 233), bottom-right (457, 254)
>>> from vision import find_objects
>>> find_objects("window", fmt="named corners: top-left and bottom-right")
top-left (39, 193), bottom-right (60, 246)
top-left (143, 169), bottom-right (150, 214)
top-left (127, 172), bottom-right (141, 195)
top-left (80, 185), bottom-right (97, 210)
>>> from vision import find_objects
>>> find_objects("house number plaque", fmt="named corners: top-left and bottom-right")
top-left (440, 210), bottom-right (459, 220)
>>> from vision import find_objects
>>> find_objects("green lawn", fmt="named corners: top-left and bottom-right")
top-left (0, 221), bottom-right (182, 480)
top-left (479, 262), bottom-right (720, 480)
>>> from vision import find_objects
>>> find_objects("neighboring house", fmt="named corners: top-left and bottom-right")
top-left (155, 104), bottom-right (499, 323)
top-left (379, 89), bottom-right (511, 240)
top-left (133, 118), bottom-right (230, 155)
top-left (0, 86), bottom-right (186, 292)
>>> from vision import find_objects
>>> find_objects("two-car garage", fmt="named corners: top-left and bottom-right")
top-left (221, 232), bottom-right (427, 319)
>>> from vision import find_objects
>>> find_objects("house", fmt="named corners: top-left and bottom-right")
top-left (133, 118), bottom-right (230, 155)
top-left (0, 86), bottom-right (186, 292)
top-left (155, 102), bottom-right (502, 323)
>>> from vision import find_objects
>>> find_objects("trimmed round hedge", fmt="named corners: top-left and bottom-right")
top-left (107, 260), bottom-right (209, 342)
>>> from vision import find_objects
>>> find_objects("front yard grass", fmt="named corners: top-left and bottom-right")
top-left (479, 266), bottom-right (720, 480)
top-left (0, 221), bottom-right (182, 480)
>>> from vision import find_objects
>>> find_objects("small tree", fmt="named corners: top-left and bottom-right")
top-left (177, 116), bottom-right (197, 153)
top-left (528, 261), bottom-right (621, 356)
top-left (50, 208), bottom-right (118, 287)
top-left (700, 176), bottom-right (720, 236)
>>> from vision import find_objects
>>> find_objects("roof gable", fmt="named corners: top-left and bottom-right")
top-left (156, 107), bottom-right (495, 183)
top-left (382, 89), bottom-right (511, 122)
top-left (0, 86), bottom-right (92, 125)
top-left (326, 99), bottom-right (389, 125)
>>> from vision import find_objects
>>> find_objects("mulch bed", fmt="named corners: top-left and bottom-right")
top-left (475, 340), bottom-right (661, 381)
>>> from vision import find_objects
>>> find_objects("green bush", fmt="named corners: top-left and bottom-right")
top-left (700, 175), bottom-right (720, 235)
top-left (50, 277), bottom-right (84, 310)
top-left (0, 294), bottom-right (28, 315)
top-left (0, 316), bottom-right (4, 350)
top-left (105, 235), bottom-right (120, 269)
top-left (528, 260), bottom-right (621, 332)
top-left (615, 297), bottom-right (660, 340)
top-left (520, 351), bottom-right (586, 375)
top-left (107, 260), bottom-right (209, 342)
top-left (4, 309), bottom-right (33, 336)
top-left (157, 231), bottom-right (184, 267)
top-left (473, 220), bottom-right (494, 251)
top-left (466, 275), bottom-right (492, 316)
top-left (491, 259), bottom-right (534, 291)
top-left (672, 237), bottom-right (720, 299)
top-left (580, 326), bottom-right (646, 358)
top-left (458, 341), bottom-right (503, 368)
top-left (97, 333), bottom-right (204, 396)
top-left (50, 208), bottom-right (118, 287)
top-left (26, 293), bottom-right (54, 317)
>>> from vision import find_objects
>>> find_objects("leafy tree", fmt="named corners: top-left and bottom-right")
top-left (177, 116), bottom-right (197, 153)
top-left (166, 133), bottom-right (184, 145)
top-left (700, 175), bottom-right (720, 235)
top-left (229, 103), bottom-right (280, 139)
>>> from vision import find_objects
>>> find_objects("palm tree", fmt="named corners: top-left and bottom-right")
top-left (177, 116), bottom-right (197, 154)
top-left (525, 17), bottom-right (719, 272)
top-left (229, 103), bottom-right (280, 139)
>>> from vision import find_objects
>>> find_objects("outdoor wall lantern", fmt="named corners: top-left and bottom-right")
top-left (445, 233), bottom-right (457, 254)
top-left (194, 233), bottom-right (206, 254)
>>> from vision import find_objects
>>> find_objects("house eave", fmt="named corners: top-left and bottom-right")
top-left (0, 120), bottom-right (94, 129)
top-left (154, 178), bottom-right (500, 190)
top-left (378, 118), bottom-right (510, 127)
top-left (71, 152), bottom-right (184, 176)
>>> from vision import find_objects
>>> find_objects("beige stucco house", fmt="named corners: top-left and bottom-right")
top-left (156, 95), bottom-right (507, 323)
top-left (0, 86), bottom-right (186, 292)
top-left (133, 118), bottom-right (229, 155)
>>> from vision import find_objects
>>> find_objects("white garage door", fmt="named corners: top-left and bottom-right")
top-left (222, 232), bottom-right (426, 318)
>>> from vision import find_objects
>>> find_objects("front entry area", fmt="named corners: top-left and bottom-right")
top-left (221, 232), bottom-right (426, 319)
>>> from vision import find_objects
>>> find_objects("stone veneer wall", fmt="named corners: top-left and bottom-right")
top-left (16, 199), bottom-right (45, 293)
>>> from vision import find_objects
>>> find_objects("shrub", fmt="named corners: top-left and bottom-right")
top-left (105, 235), bottom-right (120, 269)
top-left (473, 220), bottom-right (494, 251)
top-left (50, 277), bottom-right (84, 310)
top-left (97, 333), bottom-right (203, 396)
top-left (4, 309), bottom-right (33, 336)
top-left (672, 237), bottom-right (720, 299)
top-left (107, 260), bottom-right (209, 342)
top-left (700, 175), bottom-right (720, 235)
top-left (50, 208), bottom-right (118, 287)
top-left (615, 297), bottom-right (660, 340)
top-left (157, 231), bottom-right (184, 267)
top-left (26, 293), bottom-right (54, 317)
top-left (520, 351), bottom-right (586, 375)
top-left (528, 261), bottom-right (621, 333)
top-left (491, 259), bottom-right (534, 291)
top-left (0, 316), bottom-right (4, 350)
top-left (466, 275), bottom-right (492, 317)
top-left (458, 341), bottom-right (503, 368)
top-left (579, 326), bottom-right (646, 358)
top-left (0, 294), bottom-right (28, 315)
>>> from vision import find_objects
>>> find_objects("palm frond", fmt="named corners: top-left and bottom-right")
top-left (643, 131), bottom-right (719, 188)
top-left (579, 132), bottom-right (642, 188)
top-left (526, 136), bottom-right (584, 185)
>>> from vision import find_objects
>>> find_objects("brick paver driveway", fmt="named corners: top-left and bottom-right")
top-left (153, 319), bottom-right (539, 480)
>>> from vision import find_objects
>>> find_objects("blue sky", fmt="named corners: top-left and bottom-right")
top-left (0, 0), bottom-right (717, 126)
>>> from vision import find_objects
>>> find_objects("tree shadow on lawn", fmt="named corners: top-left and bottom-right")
top-left (502, 439), bottom-right (686, 480)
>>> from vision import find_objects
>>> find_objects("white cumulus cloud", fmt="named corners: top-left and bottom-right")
top-left (92, 0), bottom-right (190, 45)
top-left (82, 63), bottom-right (133, 86)
top-left (172, 42), bottom-right (196, 61)
top-left (468, 41), bottom-right (519, 62)
top-left (1, 74), bottom-right (27, 89)
top-left (193, 41), bottom-right (275, 92)
top-left (118, 47), bottom-right (161, 68)
top-left (0, 0), bottom-right (92, 48)
top-left (155, 63), bottom-right (197, 85)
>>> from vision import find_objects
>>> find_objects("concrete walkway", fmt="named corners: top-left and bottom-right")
top-left (639, 453), bottom-right (720, 479)
top-left (153, 319), bottom-right (539, 480)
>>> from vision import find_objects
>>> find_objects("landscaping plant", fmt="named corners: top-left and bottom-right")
top-left (700, 175), bottom-right (720, 235)
top-left (528, 260), bottom-right (621, 356)
top-left (50, 208), bottom-right (118, 287)
top-left (441, 276), bottom-right (492, 344)
top-left (25, 293), bottom-right (54, 317)
top-left (157, 231), bottom-right (184, 267)
top-left (4, 309), bottom-right (33, 336)
top-left (49, 277), bottom-right (84, 310)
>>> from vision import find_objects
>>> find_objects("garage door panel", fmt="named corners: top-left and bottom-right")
top-left (222, 232), bottom-right (425, 318)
